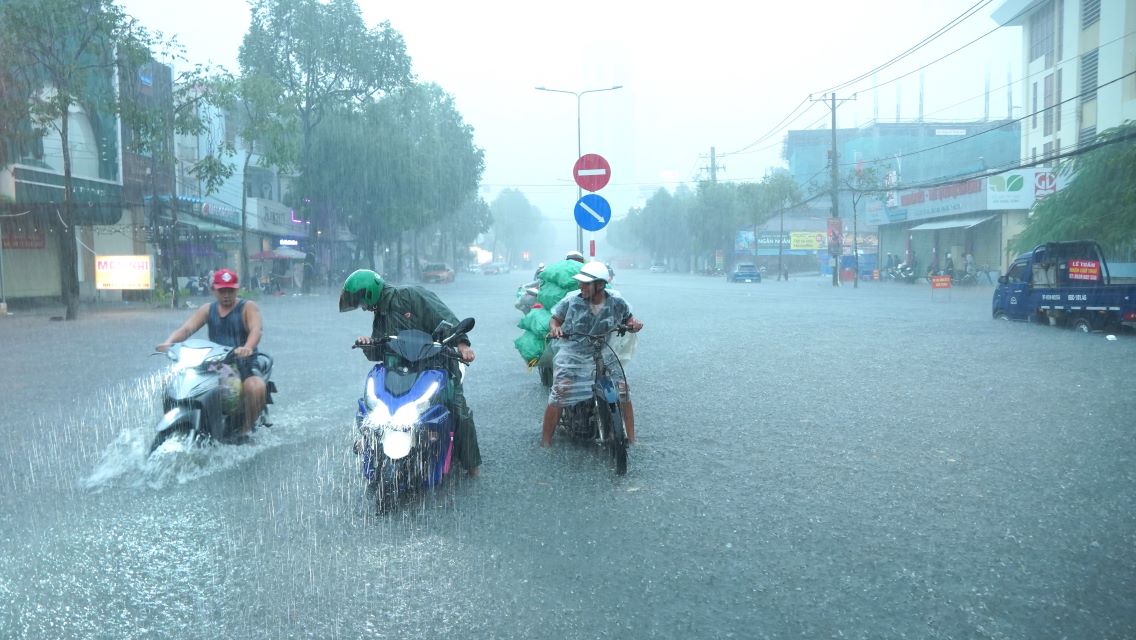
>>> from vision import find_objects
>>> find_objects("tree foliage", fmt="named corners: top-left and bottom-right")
top-left (488, 188), bottom-right (543, 261)
top-left (1011, 122), bottom-right (1136, 258)
top-left (301, 83), bottom-right (484, 267)
top-left (238, 0), bottom-right (412, 177)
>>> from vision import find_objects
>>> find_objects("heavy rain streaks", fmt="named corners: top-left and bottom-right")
top-left (1, 271), bottom-right (1135, 638)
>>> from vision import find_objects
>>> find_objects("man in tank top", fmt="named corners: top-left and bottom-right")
top-left (156, 268), bottom-right (268, 435)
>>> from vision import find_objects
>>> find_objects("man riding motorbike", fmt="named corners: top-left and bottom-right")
top-left (340, 269), bottom-right (482, 477)
top-left (155, 268), bottom-right (268, 436)
top-left (540, 261), bottom-right (643, 448)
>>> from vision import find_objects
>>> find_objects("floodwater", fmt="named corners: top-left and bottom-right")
top-left (2, 270), bottom-right (1134, 639)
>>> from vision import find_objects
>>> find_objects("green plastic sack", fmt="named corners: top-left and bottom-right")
top-left (540, 259), bottom-right (584, 290)
top-left (538, 283), bottom-right (571, 310)
top-left (514, 331), bottom-right (546, 363)
top-left (519, 307), bottom-right (552, 335)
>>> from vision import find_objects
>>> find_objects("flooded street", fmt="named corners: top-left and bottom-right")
top-left (2, 271), bottom-right (1134, 639)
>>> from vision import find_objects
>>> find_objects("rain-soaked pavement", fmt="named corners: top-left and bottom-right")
top-left (1, 269), bottom-right (1134, 639)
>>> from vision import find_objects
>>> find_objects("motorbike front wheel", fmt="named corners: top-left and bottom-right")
top-left (149, 423), bottom-right (194, 454)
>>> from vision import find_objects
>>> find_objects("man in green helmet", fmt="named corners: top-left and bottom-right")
top-left (339, 269), bottom-right (481, 476)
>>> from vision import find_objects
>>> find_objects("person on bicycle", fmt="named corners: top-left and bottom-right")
top-left (540, 261), bottom-right (643, 448)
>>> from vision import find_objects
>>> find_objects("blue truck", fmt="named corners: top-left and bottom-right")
top-left (992, 240), bottom-right (1136, 332)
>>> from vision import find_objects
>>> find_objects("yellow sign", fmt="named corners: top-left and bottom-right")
top-left (790, 232), bottom-right (826, 251)
top-left (95, 255), bottom-right (152, 290)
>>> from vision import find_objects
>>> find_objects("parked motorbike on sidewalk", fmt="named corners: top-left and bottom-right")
top-left (553, 325), bottom-right (632, 476)
top-left (352, 317), bottom-right (475, 512)
top-left (149, 340), bottom-right (275, 453)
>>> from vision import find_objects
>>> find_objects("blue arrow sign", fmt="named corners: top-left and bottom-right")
top-left (574, 194), bottom-right (611, 232)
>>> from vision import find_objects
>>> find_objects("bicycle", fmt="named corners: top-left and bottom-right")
top-left (553, 325), bottom-right (631, 476)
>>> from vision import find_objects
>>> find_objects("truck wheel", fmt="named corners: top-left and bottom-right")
top-left (993, 311), bottom-right (1010, 321)
top-left (1071, 317), bottom-right (1093, 333)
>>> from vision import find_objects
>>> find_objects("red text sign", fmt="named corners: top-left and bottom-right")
top-left (1068, 259), bottom-right (1101, 281)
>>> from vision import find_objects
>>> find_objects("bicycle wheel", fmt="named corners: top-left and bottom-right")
top-left (595, 394), bottom-right (628, 476)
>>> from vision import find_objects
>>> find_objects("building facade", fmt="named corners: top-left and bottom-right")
top-left (993, 0), bottom-right (1136, 163)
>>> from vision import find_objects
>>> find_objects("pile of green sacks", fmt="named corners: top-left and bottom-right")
top-left (513, 259), bottom-right (582, 365)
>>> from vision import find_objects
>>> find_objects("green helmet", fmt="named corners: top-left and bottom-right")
top-left (339, 269), bottom-right (384, 312)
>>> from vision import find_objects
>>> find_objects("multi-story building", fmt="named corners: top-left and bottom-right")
top-left (0, 58), bottom-right (127, 302)
top-left (993, 0), bottom-right (1136, 165)
top-left (783, 120), bottom-right (1024, 276)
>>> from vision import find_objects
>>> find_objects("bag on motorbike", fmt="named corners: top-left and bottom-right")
top-left (214, 363), bottom-right (242, 414)
top-left (514, 331), bottom-right (546, 363)
top-left (518, 306), bottom-right (552, 335)
top-left (539, 259), bottom-right (584, 290)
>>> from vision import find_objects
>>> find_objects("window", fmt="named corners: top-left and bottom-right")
top-left (1080, 125), bottom-right (1097, 145)
top-left (1082, 0), bottom-right (1101, 27)
top-left (1055, 69), bottom-right (1063, 132)
top-left (1032, 82), bottom-right (1039, 128)
top-left (1043, 74), bottom-right (1054, 135)
top-left (1080, 49), bottom-right (1099, 101)
top-left (1029, 2), bottom-right (1054, 61)
top-left (1007, 262), bottom-right (1028, 284)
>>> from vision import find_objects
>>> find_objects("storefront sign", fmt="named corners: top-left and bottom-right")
top-left (987, 168), bottom-right (1061, 210)
top-left (1, 221), bottom-right (46, 249)
top-left (95, 255), bottom-right (152, 290)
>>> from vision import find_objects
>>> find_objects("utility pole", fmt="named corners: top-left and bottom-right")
top-left (812, 92), bottom-right (855, 287)
top-left (704, 146), bottom-right (722, 183)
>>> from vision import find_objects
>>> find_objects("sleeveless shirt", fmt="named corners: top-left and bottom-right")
top-left (207, 300), bottom-right (249, 349)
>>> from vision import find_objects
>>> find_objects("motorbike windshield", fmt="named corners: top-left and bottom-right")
top-left (387, 329), bottom-right (442, 363)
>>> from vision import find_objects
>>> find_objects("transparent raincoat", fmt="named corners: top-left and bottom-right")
top-left (548, 292), bottom-right (634, 406)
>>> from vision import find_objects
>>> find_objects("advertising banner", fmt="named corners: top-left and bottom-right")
top-left (95, 255), bottom-right (152, 290)
top-left (1068, 259), bottom-right (1101, 282)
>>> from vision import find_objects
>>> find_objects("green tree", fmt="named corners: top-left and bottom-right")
top-left (239, 0), bottom-right (412, 246)
top-left (0, 0), bottom-right (156, 319)
top-left (489, 189), bottom-right (543, 262)
top-left (1011, 122), bottom-right (1136, 259)
top-left (842, 165), bottom-right (884, 288)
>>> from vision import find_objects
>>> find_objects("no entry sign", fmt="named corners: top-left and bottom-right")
top-left (573, 154), bottom-right (611, 192)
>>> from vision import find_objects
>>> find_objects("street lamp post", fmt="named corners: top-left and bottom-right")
top-left (535, 84), bottom-right (623, 255)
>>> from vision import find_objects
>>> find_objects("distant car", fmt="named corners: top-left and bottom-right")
top-left (730, 263), bottom-right (761, 283)
top-left (649, 263), bottom-right (666, 273)
top-left (482, 262), bottom-right (510, 275)
top-left (421, 263), bottom-right (455, 283)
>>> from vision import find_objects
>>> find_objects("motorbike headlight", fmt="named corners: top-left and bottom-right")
top-left (362, 380), bottom-right (439, 431)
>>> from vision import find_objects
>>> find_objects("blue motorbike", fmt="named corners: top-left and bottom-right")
top-left (353, 318), bottom-right (474, 512)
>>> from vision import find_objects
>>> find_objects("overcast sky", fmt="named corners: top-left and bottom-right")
top-left (119, 0), bottom-right (1022, 239)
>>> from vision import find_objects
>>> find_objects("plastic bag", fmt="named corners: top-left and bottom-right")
top-left (215, 363), bottom-right (242, 414)
top-left (514, 332), bottom-right (546, 363)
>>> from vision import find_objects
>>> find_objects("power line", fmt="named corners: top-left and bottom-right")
top-left (816, 0), bottom-right (993, 95)
top-left (836, 69), bottom-right (1136, 170)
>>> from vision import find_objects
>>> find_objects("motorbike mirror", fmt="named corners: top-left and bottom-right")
top-left (432, 320), bottom-right (454, 342)
top-left (442, 317), bottom-right (476, 345)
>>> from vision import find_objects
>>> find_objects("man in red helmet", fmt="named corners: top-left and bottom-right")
top-left (156, 268), bottom-right (268, 436)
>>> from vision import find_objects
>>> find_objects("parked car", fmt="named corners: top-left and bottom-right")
top-left (482, 262), bottom-right (510, 275)
top-left (649, 263), bottom-right (667, 273)
top-left (421, 262), bottom-right (455, 283)
top-left (730, 263), bottom-right (761, 283)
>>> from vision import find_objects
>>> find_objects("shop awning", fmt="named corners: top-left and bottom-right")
top-left (250, 246), bottom-right (306, 261)
top-left (909, 216), bottom-right (996, 231)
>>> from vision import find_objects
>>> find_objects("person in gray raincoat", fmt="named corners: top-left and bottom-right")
top-left (540, 261), bottom-right (643, 447)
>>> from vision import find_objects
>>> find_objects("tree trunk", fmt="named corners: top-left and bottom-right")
top-left (240, 150), bottom-right (251, 292)
top-left (58, 101), bottom-right (80, 320)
